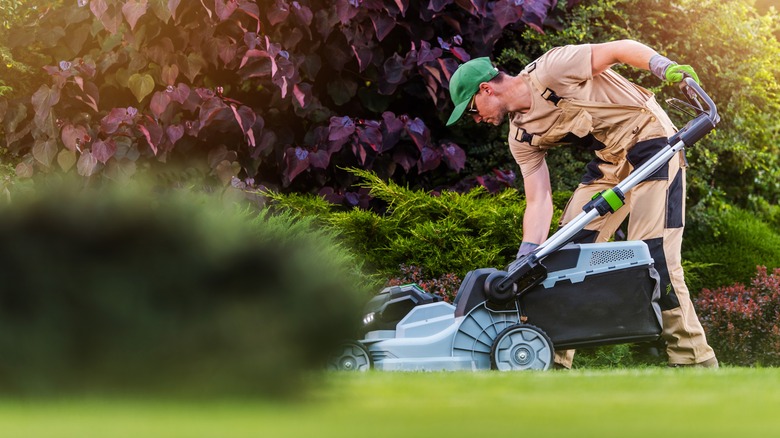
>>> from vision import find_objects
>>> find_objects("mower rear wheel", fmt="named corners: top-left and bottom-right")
top-left (490, 324), bottom-right (554, 371)
top-left (327, 341), bottom-right (372, 372)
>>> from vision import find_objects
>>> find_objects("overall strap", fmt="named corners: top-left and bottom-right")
top-left (525, 61), bottom-right (563, 106)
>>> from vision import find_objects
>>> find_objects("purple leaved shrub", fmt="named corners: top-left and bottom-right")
top-left (0, 0), bottom-right (572, 199)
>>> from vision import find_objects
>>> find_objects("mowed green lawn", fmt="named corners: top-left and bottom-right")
top-left (1, 367), bottom-right (778, 438)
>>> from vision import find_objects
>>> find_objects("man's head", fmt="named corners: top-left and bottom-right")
top-left (446, 57), bottom-right (499, 126)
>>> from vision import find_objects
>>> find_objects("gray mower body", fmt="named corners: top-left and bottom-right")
top-left (358, 240), bottom-right (662, 371)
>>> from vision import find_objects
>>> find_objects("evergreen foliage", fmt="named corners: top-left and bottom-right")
top-left (265, 168), bottom-right (570, 278)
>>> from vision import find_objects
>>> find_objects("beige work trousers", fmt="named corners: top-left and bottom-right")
top-left (555, 150), bottom-right (716, 368)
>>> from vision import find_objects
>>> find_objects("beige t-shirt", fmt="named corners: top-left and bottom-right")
top-left (508, 44), bottom-right (673, 177)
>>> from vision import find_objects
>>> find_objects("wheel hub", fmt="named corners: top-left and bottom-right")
top-left (340, 357), bottom-right (357, 370)
top-left (512, 346), bottom-right (533, 366)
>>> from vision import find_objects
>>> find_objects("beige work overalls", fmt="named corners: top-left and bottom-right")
top-left (510, 66), bottom-right (716, 367)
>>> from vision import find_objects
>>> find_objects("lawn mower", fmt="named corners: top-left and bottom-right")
top-left (328, 77), bottom-right (719, 372)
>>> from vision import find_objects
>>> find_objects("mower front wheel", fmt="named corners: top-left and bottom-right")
top-left (327, 341), bottom-right (372, 372)
top-left (490, 324), bottom-right (554, 371)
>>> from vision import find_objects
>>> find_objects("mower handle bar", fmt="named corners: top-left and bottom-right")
top-left (497, 77), bottom-right (719, 294)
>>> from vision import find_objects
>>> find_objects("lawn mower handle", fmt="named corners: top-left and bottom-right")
top-left (488, 78), bottom-right (719, 301)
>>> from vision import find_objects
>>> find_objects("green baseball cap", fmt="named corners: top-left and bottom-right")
top-left (446, 57), bottom-right (499, 126)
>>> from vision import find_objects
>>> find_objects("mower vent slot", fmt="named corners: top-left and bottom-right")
top-left (589, 249), bottom-right (635, 266)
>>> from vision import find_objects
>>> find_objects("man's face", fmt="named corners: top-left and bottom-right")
top-left (468, 87), bottom-right (505, 126)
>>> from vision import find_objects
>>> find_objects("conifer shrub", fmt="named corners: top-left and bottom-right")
top-left (265, 168), bottom-right (571, 280)
top-left (0, 181), bottom-right (371, 396)
top-left (695, 266), bottom-right (780, 366)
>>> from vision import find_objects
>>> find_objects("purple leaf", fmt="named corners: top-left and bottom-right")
top-left (335, 0), bottom-right (360, 24)
top-left (441, 142), bottom-right (466, 172)
top-left (168, 0), bottom-right (181, 19)
top-left (291, 1), bottom-right (313, 26)
top-left (122, 0), bottom-right (148, 30)
top-left (351, 142), bottom-right (369, 166)
top-left (100, 108), bottom-right (129, 134)
top-left (267, 0), bottom-right (290, 25)
top-left (138, 120), bottom-right (163, 155)
top-left (521, 0), bottom-right (555, 32)
top-left (244, 33), bottom-right (261, 50)
top-left (417, 146), bottom-right (441, 173)
top-left (77, 150), bottom-right (98, 177)
top-left (357, 121), bottom-right (382, 152)
top-left (351, 43), bottom-right (373, 72)
top-left (328, 116), bottom-right (356, 142)
top-left (31, 85), bottom-right (61, 125)
top-left (92, 139), bottom-right (117, 164)
top-left (292, 83), bottom-right (311, 108)
top-left (492, 168), bottom-right (516, 185)
top-left (380, 112), bottom-right (404, 153)
top-left (370, 12), bottom-right (395, 41)
top-left (394, 0), bottom-right (409, 16)
top-left (238, 1), bottom-right (260, 20)
top-left (428, 0), bottom-right (452, 12)
top-left (90, 0), bottom-right (108, 20)
top-left (404, 117), bottom-right (431, 151)
top-left (214, 0), bottom-right (238, 21)
top-left (416, 41), bottom-right (442, 65)
top-left (383, 53), bottom-right (406, 84)
top-left (239, 49), bottom-right (270, 69)
top-left (319, 187), bottom-right (344, 204)
top-left (166, 124), bottom-right (185, 145)
top-left (344, 192), bottom-right (360, 206)
top-left (451, 47), bottom-right (471, 62)
top-left (61, 124), bottom-right (90, 152)
top-left (284, 146), bottom-right (310, 183)
top-left (150, 91), bottom-right (172, 118)
top-left (393, 147), bottom-right (417, 173)
top-left (167, 83), bottom-right (191, 104)
top-left (199, 97), bottom-right (228, 127)
top-left (493, 0), bottom-right (523, 28)
top-left (309, 149), bottom-right (330, 169)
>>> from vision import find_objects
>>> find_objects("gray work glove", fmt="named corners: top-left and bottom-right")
top-left (516, 241), bottom-right (539, 259)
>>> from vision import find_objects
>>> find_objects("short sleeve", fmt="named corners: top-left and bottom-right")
top-left (536, 44), bottom-right (593, 90)
top-left (508, 123), bottom-right (546, 178)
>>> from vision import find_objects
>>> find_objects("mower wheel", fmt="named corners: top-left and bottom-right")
top-left (490, 324), bottom-right (554, 371)
top-left (327, 341), bottom-right (372, 372)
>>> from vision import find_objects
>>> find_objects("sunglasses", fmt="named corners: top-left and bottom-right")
top-left (466, 92), bottom-right (479, 114)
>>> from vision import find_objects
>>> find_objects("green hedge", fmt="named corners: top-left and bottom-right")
top-left (684, 205), bottom-right (780, 294)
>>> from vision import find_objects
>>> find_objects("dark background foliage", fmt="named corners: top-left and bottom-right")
top-left (0, 0), bottom-right (578, 205)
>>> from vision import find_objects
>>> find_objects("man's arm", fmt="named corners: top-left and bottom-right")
top-left (521, 159), bottom-right (554, 246)
top-left (590, 39), bottom-right (700, 84)
top-left (589, 39), bottom-right (658, 76)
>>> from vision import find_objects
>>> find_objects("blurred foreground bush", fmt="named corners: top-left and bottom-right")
top-left (0, 183), bottom-right (371, 397)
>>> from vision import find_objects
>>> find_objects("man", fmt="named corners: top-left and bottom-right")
top-left (446, 39), bottom-right (718, 369)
